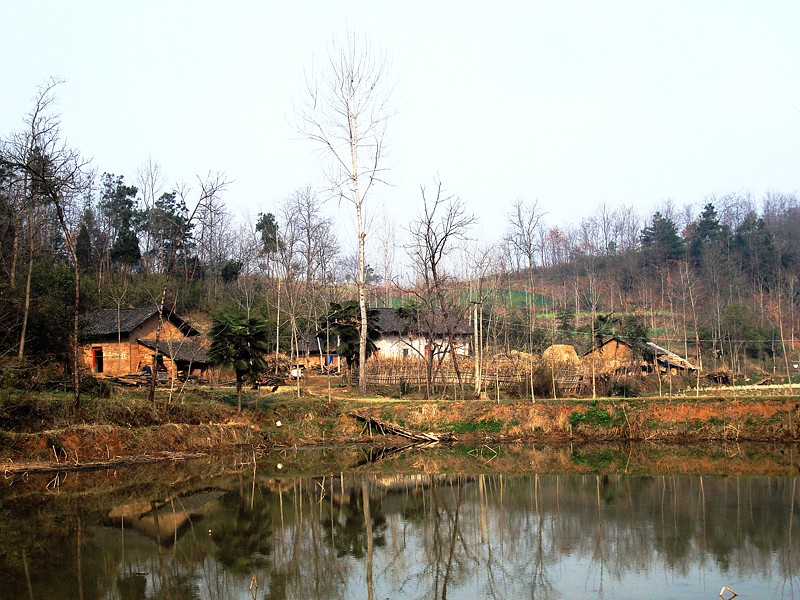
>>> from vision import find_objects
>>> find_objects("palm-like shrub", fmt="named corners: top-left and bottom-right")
top-left (208, 312), bottom-right (270, 413)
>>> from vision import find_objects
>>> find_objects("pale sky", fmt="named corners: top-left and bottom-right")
top-left (3, 1), bottom-right (799, 262)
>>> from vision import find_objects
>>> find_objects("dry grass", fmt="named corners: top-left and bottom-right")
top-left (541, 344), bottom-right (580, 367)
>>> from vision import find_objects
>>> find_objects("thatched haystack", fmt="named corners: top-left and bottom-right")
top-left (488, 350), bottom-right (539, 377)
top-left (542, 345), bottom-right (580, 368)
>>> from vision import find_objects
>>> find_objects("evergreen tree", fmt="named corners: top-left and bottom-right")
top-left (255, 212), bottom-right (282, 255)
top-left (687, 203), bottom-right (729, 266)
top-left (640, 212), bottom-right (685, 266)
top-left (110, 222), bottom-right (141, 268)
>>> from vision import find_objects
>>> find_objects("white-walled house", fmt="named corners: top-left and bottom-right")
top-left (372, 307), bottom-right (472, 359)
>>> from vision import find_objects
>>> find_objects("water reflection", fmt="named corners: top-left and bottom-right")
top-left (1, 466), bottom-right (799, 599)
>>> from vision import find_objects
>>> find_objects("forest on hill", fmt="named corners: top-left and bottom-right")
top-left (1, 83), bottom-right (799, 394)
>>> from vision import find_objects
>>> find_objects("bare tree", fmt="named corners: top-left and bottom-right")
top-left (136, 156), bottom-right (166, 275)
top-left (147, 172), bottom-right (229, 403)
top-left (375, 211), bottom-right (397, 306)
top-left (275, 196), bottom-right (304, 394)
top-left (407, 181), bottom-right (476, 398)
top-left (0, 79), bottom-right (90, 408)
top-left (194, 182), bottom-right (234, 300)
top-left (505, 198), bottom-right (544, 401)
top-left (298, 31), bottom-right (393, 395)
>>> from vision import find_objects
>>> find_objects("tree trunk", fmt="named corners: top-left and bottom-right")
top-left (236, 375), bottom-right (243, 414)
top-left (18, 176), bottom-right (33, 360)
top-left (148, 286), bottom-right (168, 403)
top-left (18, 220), bottom-right (34, 359)
top-left (353, 147), bottom-right (368, 397)
top-left (50, 191), bottom-right (81, 409)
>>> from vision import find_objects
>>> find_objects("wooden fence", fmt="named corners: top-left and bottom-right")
top-left (359, 356), bottom-right (585, 394)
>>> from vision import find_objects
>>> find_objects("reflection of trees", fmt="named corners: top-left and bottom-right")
top-left (212, 490), bottom-right (273, 573)
top-left (2, 470), bottom-right (799, 598)
top-left (429, 477), bottom-right (467, 599)
top-left (321, 484), bottom-right (387, 559)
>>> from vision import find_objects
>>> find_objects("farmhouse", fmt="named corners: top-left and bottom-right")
top-left (583, 336), bottom-right (699, 375)
top-left (372, 307), bottom-right (472, 359)
top-left (295, 334), bottom-right (341, 371)
top-left (80, 307), bottom-right (209, 380)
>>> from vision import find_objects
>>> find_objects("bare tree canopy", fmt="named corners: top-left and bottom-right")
top-left (297, 31), bottom-right (394, 395)
top-left (0, 78), bottom-right (91, 407)
top-left (297, 32), bottom-right (393, 202)
top-left (407, 180), bottom-right (476, 397)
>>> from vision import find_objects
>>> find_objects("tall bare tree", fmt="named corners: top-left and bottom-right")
top-left (146, 173), bottom-right (228, 403)
top-left (0, 79), bottom-right (90, 408)
top-left (407, 181), bottom-right (476, 398)
top-left (505, 198), bottom-right (544, 400)
top-left (136, 157), bottom-right (166, 275)
top-left (298, 32), bottom-right (393, 395)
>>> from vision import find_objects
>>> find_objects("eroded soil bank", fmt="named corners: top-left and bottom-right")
top-left (2, 392), bottom-right (799, 474)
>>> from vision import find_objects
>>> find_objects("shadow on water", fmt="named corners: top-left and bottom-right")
top-left (1, 442), bottom-right (799, 599)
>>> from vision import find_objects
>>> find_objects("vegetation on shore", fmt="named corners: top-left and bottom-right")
top-left (2, 381), bottom-right (798, 473)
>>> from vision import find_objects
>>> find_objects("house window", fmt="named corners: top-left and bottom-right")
top-left (92, 347), bottom-right (104, 373)
top-left (403, 348), bottom-right (409, 358)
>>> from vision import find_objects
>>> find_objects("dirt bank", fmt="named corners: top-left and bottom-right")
top-left (2, 393), bottom-right (799, 474)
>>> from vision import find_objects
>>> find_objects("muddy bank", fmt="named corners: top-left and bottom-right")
top-left (1, 422), bottom-right (268, 474)
top-left (2, 395), bottom-right (799, 474)
top-left (260, 396), bottom-right (800, 446)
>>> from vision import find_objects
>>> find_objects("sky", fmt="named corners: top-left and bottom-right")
top-left (2, 1), bottom-right (800, 263)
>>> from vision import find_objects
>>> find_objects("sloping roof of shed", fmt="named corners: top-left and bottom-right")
top-left (644, 341), bottom-right (698, 371)
top-left (82, 307), bottom-right (201, 338)
top-left (584, 336), bottom-right (698, 371)
top-left (137, 338), bottom-right (209, 364)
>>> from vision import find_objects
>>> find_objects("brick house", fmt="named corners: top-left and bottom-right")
top-left (583, 336), bottom-right (698, 376)
top-left (80, 307), bottom-right (209, 380)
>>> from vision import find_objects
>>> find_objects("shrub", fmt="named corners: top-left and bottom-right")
top-left (569, 402), bottom-right (617, 427)
top-left (505, 366), bottom-right (553, 399)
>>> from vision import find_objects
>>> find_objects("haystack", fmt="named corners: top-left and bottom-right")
top-left (542, 345), bottom-right (580, 368)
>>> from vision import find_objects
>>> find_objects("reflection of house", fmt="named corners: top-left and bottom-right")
top-left (373, 307), bottom-right (472, 359)
top-left (583, 336), bottom-right (698, 375)
top-left (108, 491), bottom-right (223, 546)
top-left (80, 307), bottom-right (209, 380)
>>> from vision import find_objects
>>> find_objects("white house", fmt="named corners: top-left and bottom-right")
top-left (372, 307), bottom-right (472, 359)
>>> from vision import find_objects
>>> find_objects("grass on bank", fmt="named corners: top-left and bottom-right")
top-left (2, 374), bottom-right (799, 448)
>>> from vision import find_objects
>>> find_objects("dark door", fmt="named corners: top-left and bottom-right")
top-left (92, 347), bottom-right (104, 373)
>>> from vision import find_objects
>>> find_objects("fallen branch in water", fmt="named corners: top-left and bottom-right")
top-left (349, 410), bottom-right (457, 443)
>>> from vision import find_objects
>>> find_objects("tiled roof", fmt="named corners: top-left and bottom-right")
top-left (82, 307), bottom-right (200, 338)
top-left (137, 338), bottom-right (209, 364)
top-left (586, 336), bottom-right (698, 370)
top-left (82, 307), bottom-right (159, 337)
top-left (374, 307), bottom-right (472, 336)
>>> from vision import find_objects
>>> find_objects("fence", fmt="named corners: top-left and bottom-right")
top-left (360, 356), bottom-right (585, 394)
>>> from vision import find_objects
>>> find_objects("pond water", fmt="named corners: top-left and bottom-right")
top-left (1, 444), bottom-right (799, 599)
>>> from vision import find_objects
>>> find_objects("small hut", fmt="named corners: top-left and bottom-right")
top-left (583, 336), bottom-right (698, 376)
top-left (80, 307), bottom-right (209, 380)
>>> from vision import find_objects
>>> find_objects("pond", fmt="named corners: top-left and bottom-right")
top-left (1, 443), bottom-right (799, 599)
